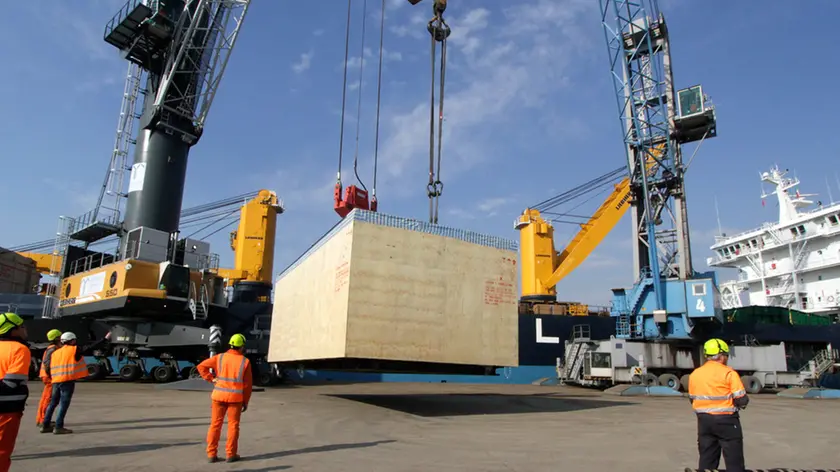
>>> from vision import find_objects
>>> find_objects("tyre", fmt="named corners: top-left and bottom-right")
top-left (630, 374), bottom-right (643, 385)
top-left (741, 375), bottom-right (762, 394)
top-left (680, 374), bottom-right (690, 392)
top-left (257, 372), bottom-right (273, 387)
top-left (86, 363), bottom-right (107, 380)
top-left (641, 373), bottom-right (660, 386)
top-left (180, 366), bottom-right (194, 379)
top-left (154, 365), bottom-right (177, 383)
top-left (119, 363), bottom-right (142, 382)
top-left (658, 373), bottom-right (681, 391)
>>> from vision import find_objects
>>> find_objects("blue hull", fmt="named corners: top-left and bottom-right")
top-left (282, 313), bottom-right (840, 386)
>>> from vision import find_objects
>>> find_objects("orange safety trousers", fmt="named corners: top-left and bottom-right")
top-left (206, 401), bottom-right (242, 459)
top-left (36, 381), bottom-right (53, 426)
top-left (0, 413), bottom-right (22, 472)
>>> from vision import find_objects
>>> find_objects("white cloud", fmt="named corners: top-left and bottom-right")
top-left (292, 51), bottom-right (314, 74)
top-left (376, 0), bottom-right (596, 197)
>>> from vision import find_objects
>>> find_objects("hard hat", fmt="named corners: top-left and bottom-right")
top-left (703, 338), bottom-right (730, 356)
top-left (0, 313), bottom-right (24, 335)
top-left (60, 332), bottom-right (77, 342)
top-left (47, 329), bottom-right (62, 341)
top-left (229, 333), bottom-right (246, 348)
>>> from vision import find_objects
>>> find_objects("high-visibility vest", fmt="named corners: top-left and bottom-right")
top-left (0, 338), bottom-right (31, 414)
top-left (688, 360), bottom-right (747, 415)
top-left (50, 345), bottom-right (88, 383)
top-left (39, 344), bottom-right (58, 381)
top-left (211, 352), bottom-right (250, 403)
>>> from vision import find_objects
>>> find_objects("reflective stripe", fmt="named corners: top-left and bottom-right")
top-left (689, 394), bottom-right (733, 400)
top-left (0, 395), bottom-right (27, 402)
top-left (1, 378), bottom-right (26, 387)
top-left (731, 389), bottom-right (746, 397)
top-left (4, 373), bottom-right (26, 380)
top-left (212, 353), bottom-right (248, 401)
top-left (695, 407), bottom-right (738, 414)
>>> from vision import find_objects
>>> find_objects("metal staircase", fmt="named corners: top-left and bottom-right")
top-left (189, 282), bottom-right (209, 321)
top-left (560, 325), bottom-right (591, 383)
top-left (41, 216), bottom-right (75, 319)
top-left (798, 349), bottom-right (836, 385)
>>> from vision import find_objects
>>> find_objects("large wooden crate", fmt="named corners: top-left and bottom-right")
top-left (268, 210), bottom-right (519, 371)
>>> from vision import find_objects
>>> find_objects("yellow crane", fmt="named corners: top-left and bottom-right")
top-left (516, 179), bottom-right (631, 316)
top-left (517, 146), bottom-right (663, 316)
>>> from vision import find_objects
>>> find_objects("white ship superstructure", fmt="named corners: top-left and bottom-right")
top-left (708, 166), bottom-right (840, 318)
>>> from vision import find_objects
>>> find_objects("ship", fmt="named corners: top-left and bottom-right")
top-left (709, 165), bottom-right (840, 321)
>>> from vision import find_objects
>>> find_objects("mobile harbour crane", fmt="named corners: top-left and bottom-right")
top-left (554, 1), bottom-right (838, 394)
top-left (29, 0), bottom-right (455, 384)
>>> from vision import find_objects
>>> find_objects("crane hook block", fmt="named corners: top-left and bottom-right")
top-left (334, 183), bottom-right (375, 218)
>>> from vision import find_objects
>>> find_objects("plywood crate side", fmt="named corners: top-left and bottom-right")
top-left (267, 222), bottom-right (354, 363)
top-left (344, 215), bottom-right (519, 367)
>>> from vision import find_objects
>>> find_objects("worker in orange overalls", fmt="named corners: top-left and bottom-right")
top-left (0, 312), bottom-right (31, 472)
top-left (196, 333), bottom-right (253, 463)
top-left (688, 338), bottom-right (749, 472)
top-left (36, 328), bottom-right (62, 429)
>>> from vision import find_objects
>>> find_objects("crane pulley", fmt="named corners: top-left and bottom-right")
top-left (334, 0), bottom-right (386, 218)
top-left (412, 0), bottom-right (451, 224)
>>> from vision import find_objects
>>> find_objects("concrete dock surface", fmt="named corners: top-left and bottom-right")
top-left (13, 382), bottom-right (839, 472)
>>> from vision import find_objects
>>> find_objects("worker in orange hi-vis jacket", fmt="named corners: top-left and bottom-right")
top-left (0, 313), bottom-right (31, 472)
top-left (196, 333), bottom-right (253, 464)
top-left (36, 329), bottom-right (63, 429)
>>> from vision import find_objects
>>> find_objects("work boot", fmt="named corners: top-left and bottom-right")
top-left (53, 427), bottom-right (73, 435)
top-left (226, 455), bottom-right (240, 463)
top-left (207, 456), bottom-right (220, 463)
top-left (39, 424), bottom-right (54, 433)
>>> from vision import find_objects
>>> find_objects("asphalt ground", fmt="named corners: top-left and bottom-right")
top-left (12, 381), bottom-right (839, 471)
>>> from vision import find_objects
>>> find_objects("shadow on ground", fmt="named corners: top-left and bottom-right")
top-left (325, 393), bottom-right (634, 417)
top-left (243, 440), bottom-right (396, 462)
top-left (70, 416), bottom-right (202, 427)
top-left (232, 467), bottom-right (292, 472)
top-left (12, 441), bottom-right (201, 460)
top-left (77, 421), bottom-right (208, 434)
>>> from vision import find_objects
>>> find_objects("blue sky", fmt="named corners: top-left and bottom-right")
top-left (1, 0), bottom-right (838, 305)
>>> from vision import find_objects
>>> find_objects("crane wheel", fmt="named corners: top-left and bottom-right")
top-left (119, 364), bottom-right (143, 382)
top-left (86, 363), bottom-right (108, 381)
top-left (641, 373), bottom-right (659, 386)
top-left (740, 375), bottom-right (762, 394)
top-left (180, 366), bottom-right (195, 379)
top-left (658, 373), bottom-right (680, 391)
top-left (154, 365), bottom-right (177, 383)
top-left (680, 374), bottom-right (690, 392)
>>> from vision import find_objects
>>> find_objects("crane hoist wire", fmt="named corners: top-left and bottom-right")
top-left (335, 0), bottom-right (387, 216)
top-left (531, 166), bottom-right (626, 214)
top-left (426, 1), bottom-right (451, 224)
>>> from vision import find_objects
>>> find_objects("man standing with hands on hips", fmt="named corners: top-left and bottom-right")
top-left (197, 333), bottom-right (253, 464)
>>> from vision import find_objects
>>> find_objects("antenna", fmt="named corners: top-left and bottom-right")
top-left (827, 176), bottom-right (835, 204)
top-left (714, 195), bottom-right (723, 237)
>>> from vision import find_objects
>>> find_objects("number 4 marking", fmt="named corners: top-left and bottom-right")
top-left (696, 298), bottom-right (706, 313)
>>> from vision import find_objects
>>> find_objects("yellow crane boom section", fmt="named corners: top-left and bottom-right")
top-left (216, 189), bottom-right (283, 287)
top-left (518, 145), bottom-right (664, 300)
top-left (517, 178), bottom-right (631, 299)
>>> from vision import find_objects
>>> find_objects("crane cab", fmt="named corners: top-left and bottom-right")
top-left (673, 85), bottom-right (717, 144)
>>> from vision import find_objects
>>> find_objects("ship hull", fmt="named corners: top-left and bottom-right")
top-left (284, 311), bottom-right (840, 385)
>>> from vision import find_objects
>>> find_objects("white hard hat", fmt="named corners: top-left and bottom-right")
top-left (60, 332), bottom-right (77, 342)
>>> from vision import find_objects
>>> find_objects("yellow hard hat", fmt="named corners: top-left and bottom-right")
top-left (47, 329), bottom-right (62, 341)
top-left (229, 333), bottom-right (246, 348)
top-left (0, 313), bottom-right (24, 335)
top-left (703, 338), bottom-right (730, 356)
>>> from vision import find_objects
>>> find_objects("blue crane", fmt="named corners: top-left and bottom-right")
top-left (599, 0), bottom-right (722, 340)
